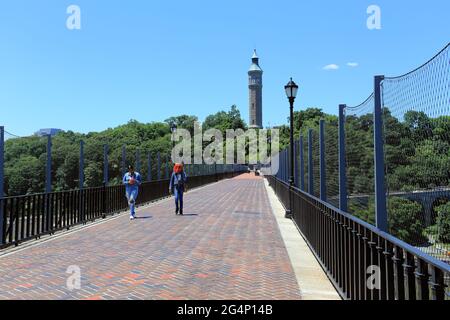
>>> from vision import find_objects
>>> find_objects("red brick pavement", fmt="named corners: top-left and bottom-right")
top-left (0, 175), bottom-right (301, 300)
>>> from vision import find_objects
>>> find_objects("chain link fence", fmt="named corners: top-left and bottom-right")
top-left (382, 44), bottom-right (450, 263)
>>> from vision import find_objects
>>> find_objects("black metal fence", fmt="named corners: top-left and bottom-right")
top-left (0, 170), bottom-right (243, 249)
top-left (268, 175), bottom-right (450, 300)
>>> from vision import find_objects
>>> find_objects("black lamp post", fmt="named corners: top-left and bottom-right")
top-left (284, 78), bottom-right (299, 218)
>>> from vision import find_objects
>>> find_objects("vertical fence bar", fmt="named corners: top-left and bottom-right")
top-left (373, 75), bottom-right (388, 232)
top-left (404, 252), bottom-right (416, 300)
top-left (319, 119), bottom-right (327, 201)
top-left (103, 144), bottom-right (109, 185)
top-left (147, 153), bottom-right (152, 181)
top-left (157, 152), bottom-right (161, 180)
top-left (308, 129), bottom-right (313, 195)
top-left (45, 134), bottom-right (52, 231)
top-left (299, 136), bottom-right (305, 191)
top-left (429, 266), bottom-right (445, 300)
top-left (0, 126), bottom-right (4, 245)
top-left (339, 104), bottom-right (348, 212)
top-left (45, 135), bottom-right (52, 193)
top-left (79, 140), bottom-right (84, 190)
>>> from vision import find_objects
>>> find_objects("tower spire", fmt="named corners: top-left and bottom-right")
top-left (252, 49), bottom-right (259, 64)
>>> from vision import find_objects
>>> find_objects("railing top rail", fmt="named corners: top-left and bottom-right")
top-left (0, 173), bottom-right (223, 201)
top-left (272, 175), bottom-right (450, 273)
top-left (384, 42), bottom-right (450, 80)
top-left (0, 187), bottom-right (98, 200)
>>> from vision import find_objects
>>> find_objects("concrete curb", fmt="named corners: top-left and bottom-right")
top-left (263, 178), bottom-right (341, 300)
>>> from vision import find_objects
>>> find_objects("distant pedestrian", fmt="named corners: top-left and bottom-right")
top-left (169, 163), bottom-right (187, 215)
top-left (123, 165), bottom-right (142, 220)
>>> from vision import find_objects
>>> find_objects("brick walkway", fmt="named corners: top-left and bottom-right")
top-left (0, 174), bottom-right (301, 300)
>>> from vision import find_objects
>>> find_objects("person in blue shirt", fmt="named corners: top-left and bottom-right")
top-left (123, 165), bottom-right (142, 220)
top-left (169, 164), bottom-right (187, 215)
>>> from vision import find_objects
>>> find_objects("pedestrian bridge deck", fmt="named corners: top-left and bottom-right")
top-left (0, 174), bottom-right (338, 300)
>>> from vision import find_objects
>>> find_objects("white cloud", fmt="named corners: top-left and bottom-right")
top-left (347, 62), bottom-right (359, 68)
top-left (323, 64), bottom-right (339, 71)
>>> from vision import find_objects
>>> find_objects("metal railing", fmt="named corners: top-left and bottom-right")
top-left (268, 175), bottom-right (450, 300)
top-left (0, 170), bottom-right (244, 249)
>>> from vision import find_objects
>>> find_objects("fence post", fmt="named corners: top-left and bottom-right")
top-left (45, 134), bottom-right (52, 231)
top-left (79, 140), bottom-right (84, 190)
top-left (308, 129), bottom-right (314, 195)
top-left (135, 150), bottom-right (141, 173)
top-left (374, 75), bottom-right (388, 232)
top-left (102, 144), bottom-right (108, 218)
top-left (121, 145), bottom-right (126, 176)
top-left (0, 126), bottom-right (4, 245)
top-left (339, 104), bottom-right (348, 212)
top-left (157, 152), bottom-right (161, 180)
top-left (46, 135), bottom-right (52, 193)
top-left (299, 136), bottom-right (305, 191)
top-left (147, 153), bottom-right (152, 181)
top-left (103, 144), bottom-right (109, 185)
top-left (319, 120), bottom-right (327, 201)
top-left (102, 181), bottom-right (107, 218)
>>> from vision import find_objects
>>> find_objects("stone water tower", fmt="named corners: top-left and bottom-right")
top-left (248, 50), bottom-right (263, 129)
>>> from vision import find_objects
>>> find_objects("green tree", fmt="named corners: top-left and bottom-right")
top-left (203, 105), bottom-right (247, 132)
top-left (164, 115), bottom-right (198, 136)
top-left (434, 202), bottom-right (450, 243)
top-left (388, 197), bottom-right (427, 245)
top-left (5, 155), bottom-right (43, 195)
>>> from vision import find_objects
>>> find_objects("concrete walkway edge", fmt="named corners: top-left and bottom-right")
top-left (263, 178), bottom-right (341, 300)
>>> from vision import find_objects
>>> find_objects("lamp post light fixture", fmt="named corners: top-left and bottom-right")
top-left (284, 78), bottom-right (299, 219)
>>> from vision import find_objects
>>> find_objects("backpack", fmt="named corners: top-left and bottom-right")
top-left (175, 173), bottom-right (185, 187)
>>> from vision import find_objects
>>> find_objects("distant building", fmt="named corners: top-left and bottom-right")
top-left (35, 128), bottom-right (62, 137)
top-left (248, 50), bottom-right (263, 129)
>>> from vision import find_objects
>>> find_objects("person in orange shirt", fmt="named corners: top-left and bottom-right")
top-left (169, 163), bottom-right (187, 215)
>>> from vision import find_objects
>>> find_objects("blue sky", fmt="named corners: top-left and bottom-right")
top-left (0, 0), bottom-right (449, 136)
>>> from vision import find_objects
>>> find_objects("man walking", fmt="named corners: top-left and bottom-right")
top-left (123, 165), bottom-right (142, 220)
top-left (169, 163), bottom-right (187, 215)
